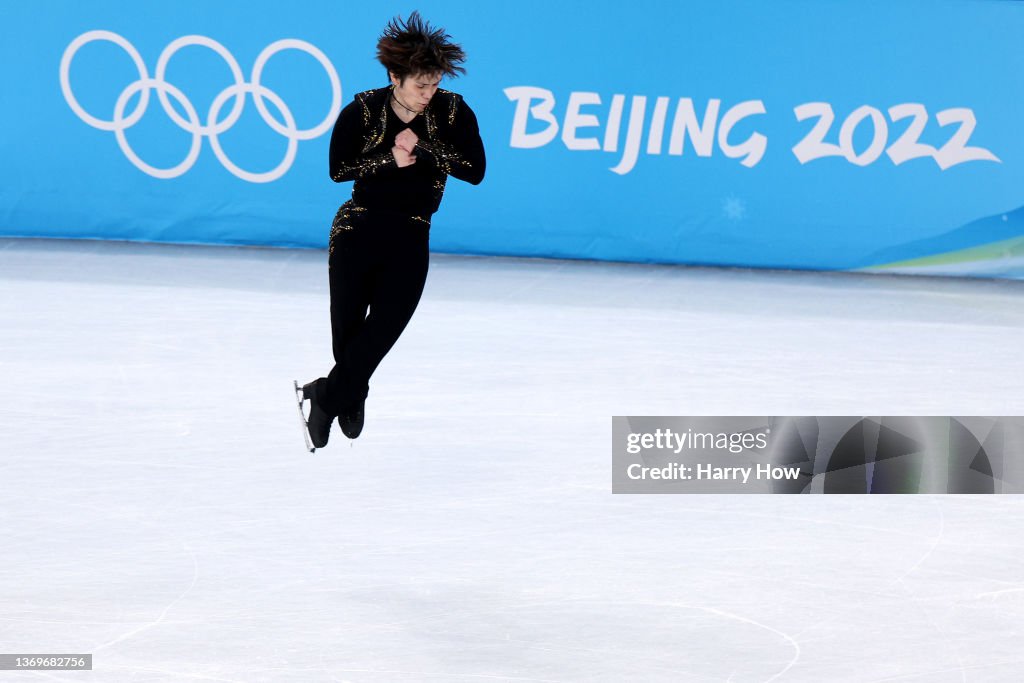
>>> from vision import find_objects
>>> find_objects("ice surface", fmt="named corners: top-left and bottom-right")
top-left (2, 237), bottom-right (1024, 682)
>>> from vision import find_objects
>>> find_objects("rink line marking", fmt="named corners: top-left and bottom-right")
top-left (654, 602), bottom-right (800, 683)
top-left (883, 502), bottom-right (966, 683)
top-left (884, 497), bottom-right (947, 589)
top-left (880, 584), bottom-right (969, 683)
top-left (91, 541), bottom-right (200, 655)
top-left (792, 497), bottom-right (949, 640)
top-left (791, 497), bottom-right (969, 683)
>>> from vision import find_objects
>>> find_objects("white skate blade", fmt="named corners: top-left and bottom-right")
top-left (293, 380), bottom-right (316, 453)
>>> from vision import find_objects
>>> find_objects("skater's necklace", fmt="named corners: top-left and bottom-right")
top-left (391, 91), bottom-right (420, 117)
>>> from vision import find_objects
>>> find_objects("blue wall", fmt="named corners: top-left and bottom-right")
top-left (3, 0), bottom-right (1024, 278)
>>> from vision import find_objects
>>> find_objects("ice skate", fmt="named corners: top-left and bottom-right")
top-left (338, 399), bottom-right (365, 440)
top-left (293, 379), bottom-right (332, 451)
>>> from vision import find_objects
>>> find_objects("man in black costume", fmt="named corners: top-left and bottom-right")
top-left (300, 11), bottom-right (485, 446)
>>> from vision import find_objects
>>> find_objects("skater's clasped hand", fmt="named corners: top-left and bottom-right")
top-left (395, 128), bottom-right (419, 153)
top-left (392, 145), bottom-right (417, 167)
top-left (393, 131), bottom-right (418, 167)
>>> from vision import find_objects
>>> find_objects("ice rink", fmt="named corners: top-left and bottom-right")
top-left (2, 237), bottom-right (1024, 682)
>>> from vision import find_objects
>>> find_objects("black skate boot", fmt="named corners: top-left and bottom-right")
top-left (301, 379), bottom-right (333, 448)
top-left (338, 399), bottom-right (365, 440)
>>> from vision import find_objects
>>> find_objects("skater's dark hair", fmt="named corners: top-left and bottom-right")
top-left (376, 10), bottom-right (466, 83)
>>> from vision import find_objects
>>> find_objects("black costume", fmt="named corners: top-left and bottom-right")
top-left (315, 85), bottom-right (486, 424)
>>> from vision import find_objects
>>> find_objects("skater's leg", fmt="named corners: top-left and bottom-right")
top-left (332, 225), bottom-right (430, 411)
top-left (323, 227), bottom-right (374, 415)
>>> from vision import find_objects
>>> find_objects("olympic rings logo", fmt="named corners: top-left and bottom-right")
top-left (60, 30), bottom-right (342, 183)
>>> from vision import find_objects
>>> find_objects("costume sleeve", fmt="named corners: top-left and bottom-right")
top-left (329, 99), bottom-right (396, 182)
top-left (414, 99), bottom-right (486, 185)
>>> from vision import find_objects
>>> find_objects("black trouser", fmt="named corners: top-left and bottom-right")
top-left (320, 212), bottom-right (430, 415)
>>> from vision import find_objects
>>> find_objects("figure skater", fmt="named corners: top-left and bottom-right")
top-left (298, 11), bottom-right (485, 448)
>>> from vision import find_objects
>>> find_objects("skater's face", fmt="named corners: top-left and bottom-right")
top-left (390, 71), bottom-right (441, 112)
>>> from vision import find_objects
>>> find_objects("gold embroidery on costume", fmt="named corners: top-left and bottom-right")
top-left (330, 150), bottom-right (394, 182)
top-left (328, 200), bottom-right (369, 257)
top-left (330, 87), bottom-right (480, 240)
top-left (415, 91), bottom-right (472, 177)
top-left (436, 88), bottom-right (459, 126)
top-left (415, 137), bottom-right (472, 176)
top-left (330, 200), bottom-right (364, 232)
top-left (329, 90), bottom-right (395, 182)
top-left (362, 89), bottom-right (389, 153)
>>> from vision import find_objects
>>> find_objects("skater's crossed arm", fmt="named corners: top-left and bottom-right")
top-left (329, 101), bottom-right (399, 182)
top-left (413, 99), bottom-right (486, 185)
top-left (392, 129), bottom-right (418, 168)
